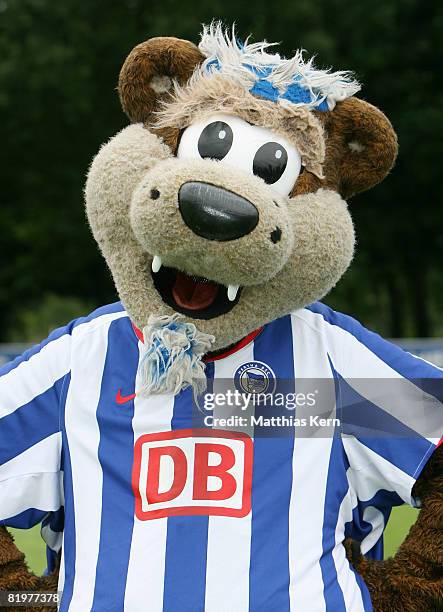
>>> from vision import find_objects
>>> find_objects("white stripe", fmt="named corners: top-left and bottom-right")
top-left (0, 334), bottom-right (71, 418)
top-left (295, 309), bottom-right (442, 443)
top-left (64, 313), bottom-right (124, 611)
top-left (0, 472), bottom-right (61, 520)
top-left (333, 489), bottom-right (365, 611)
top-left (288, 313), bottom-right (334, 612)
top-left (124, 342), bottom-right (174, 612)
top-left (289, 313), bottom-right (380, 609)
top-left (360, 507), bottom-right (385, 555)
top-left (41, 523), bottom-right (63, 553)
top-left (0, 432), bottom-right (61, 481)
top-left (289, 439), bottom-right (335, 612)
top-left (344, 437), bottom-right (416, 505)
top-left (205, 342), bottom-right (255, 612)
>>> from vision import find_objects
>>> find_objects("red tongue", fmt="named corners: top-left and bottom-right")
top-left (172, 272), bottom-right (220, 310)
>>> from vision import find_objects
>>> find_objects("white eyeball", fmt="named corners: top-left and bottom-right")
top-left (177, 113), bottom-right (302, 197)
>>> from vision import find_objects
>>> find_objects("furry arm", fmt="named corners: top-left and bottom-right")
top-left (0, 526), bottom-right (57, 612)
top-left (348, 444), bottom-right (443, 612)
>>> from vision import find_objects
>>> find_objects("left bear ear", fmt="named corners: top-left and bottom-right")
top-left (321, 97), bottom-right (398, 199)
top-left (118, 37), bottom-right (204, 124)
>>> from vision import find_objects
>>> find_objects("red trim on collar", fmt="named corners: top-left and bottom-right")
top-left (132, 323), bottom-right (144, 343)
top-left (204, 327), bottom-right (263, 362)
top-left (131, 322), bottom-right (262, 361)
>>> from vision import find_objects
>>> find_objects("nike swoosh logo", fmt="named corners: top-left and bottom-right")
top-left (116, 389), bottom-right (137, 405)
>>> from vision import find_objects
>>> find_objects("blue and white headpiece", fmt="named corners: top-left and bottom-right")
top-left (199, 23), bottom-right (360, 112)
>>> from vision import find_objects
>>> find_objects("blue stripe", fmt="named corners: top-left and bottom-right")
top-left (307, 302), bottom-right (443, 399)
top-left (346, 488), bottom-right (403, 562)
top-left (340, 454), bottom-right (374, 612)
top-left (337, 373), bottom-right (434, 478)
top-left (316, 358), bottom-right (348, 610)
top-left (319, 435), bottom-right (348, 611)
top-left (0, 379), bottom-right (63, 464)
top-left (42, 506), bottom-right (65, 533)
top-left (91, 317), bottom-right (139, 612)
top-left (351, 569), bottom-right (373, 610)
top-left (0, 301), bottom-right (124, 377)
top-left (58, 373), bottom-right (75, 612)
top-left (42, 506), bottom-right (65, 574)
top-left (204, 360), bottom-right (215, 396)
top-left (249, 315), bottom-right (295, 612)
top-left (345, 508), bottom-right (383, 560)
top-left (2, 508), bottom-right (49, 528)
top-left (46, 548), bottom-right (59, 575)
top-left (162, 372), bottom-right (214, 612)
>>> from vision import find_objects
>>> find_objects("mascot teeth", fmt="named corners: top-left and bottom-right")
top-left (151, 254), bottom-right (162, 273)
top-left (227, 284), bottom-right (240, 301)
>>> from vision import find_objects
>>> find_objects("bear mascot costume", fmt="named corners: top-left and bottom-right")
top-left (0, 23), bottom-right (442, 612)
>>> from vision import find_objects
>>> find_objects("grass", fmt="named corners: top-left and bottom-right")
top-left (383, 505), bottom-right (418, 558)
top-left (10, 525), bottom-right (48, 575)
top-left (10, 506), bottom-right (419, 575)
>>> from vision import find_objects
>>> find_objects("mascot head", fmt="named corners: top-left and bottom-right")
top-left (85, 23), bottom-right (397, 394)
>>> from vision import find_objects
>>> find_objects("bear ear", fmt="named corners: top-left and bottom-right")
top-left (322, 97), bottom-right (398, 199)
top-left (118, 37), bottom-right (204, 124)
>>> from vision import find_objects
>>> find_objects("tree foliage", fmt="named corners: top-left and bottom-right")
top-left (0, 0), bottom-right (442, 340)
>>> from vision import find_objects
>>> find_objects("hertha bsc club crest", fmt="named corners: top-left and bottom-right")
top-left (234, 361), bottom-right (276, 395)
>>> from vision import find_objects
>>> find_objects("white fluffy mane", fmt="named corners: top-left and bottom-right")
top-left (197, 22), bottom-right (360, 111)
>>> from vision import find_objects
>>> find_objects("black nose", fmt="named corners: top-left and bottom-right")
top-left (178, 181), bottom-right (259, 241)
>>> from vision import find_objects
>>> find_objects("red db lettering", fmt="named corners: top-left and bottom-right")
top-left (193, 443), bottom-right (237, 501)
top-left (146, 446), bottom-right (187, 503)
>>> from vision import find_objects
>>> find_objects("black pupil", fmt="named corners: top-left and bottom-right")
top-left (198, 121), bottom-right (233, 161)
top-left (253, 142), bottom-right (288, 184)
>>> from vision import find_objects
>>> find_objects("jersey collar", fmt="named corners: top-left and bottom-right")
top-left (131, 322), bottom-right (262, 362)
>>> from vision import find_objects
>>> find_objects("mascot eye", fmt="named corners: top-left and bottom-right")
top-left (253, 142), bottom-right (288, 185)
top-left (198, 121), bottom-right (233, 160)
top-left (177, 114), bottom-right (302, 197)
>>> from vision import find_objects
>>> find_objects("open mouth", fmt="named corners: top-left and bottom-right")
top-left (151, 257), bottom-right (242, 319)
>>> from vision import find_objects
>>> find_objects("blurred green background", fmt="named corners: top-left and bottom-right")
top-left (1, 0), bottom-right (441, 574)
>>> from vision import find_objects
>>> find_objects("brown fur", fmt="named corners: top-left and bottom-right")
top-left (346, 445), bottom-right (443, 611)
top-left (292, 99), bottom-right (398, 199)
top-left (319, 97), bottom-right (398, 199)
top-left (0, 527), bottom-right (57, 612)
top-left (119, 37), bottom-right (204, 123)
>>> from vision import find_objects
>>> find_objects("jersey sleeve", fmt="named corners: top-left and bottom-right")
top-left (310, 303), bottom-right (443, 508)
top-left (0, 326), bottom-right (72, 529)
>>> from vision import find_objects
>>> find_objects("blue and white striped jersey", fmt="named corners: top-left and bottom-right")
top-left (1, 301), bottom-right (442, 612)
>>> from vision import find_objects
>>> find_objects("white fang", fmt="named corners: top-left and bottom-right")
top-left (227, 285), bottom-right (240, 302)
top-left (151, 255), bottom-right (162, 274)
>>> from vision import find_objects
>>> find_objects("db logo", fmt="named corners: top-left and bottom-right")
top-left (132, 429), bottom-right (253, 520)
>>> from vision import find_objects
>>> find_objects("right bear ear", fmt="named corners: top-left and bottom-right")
top-left (321, 97), bottom-right (398, 199)
top-left (118, 37), bottom-right (204, 124)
